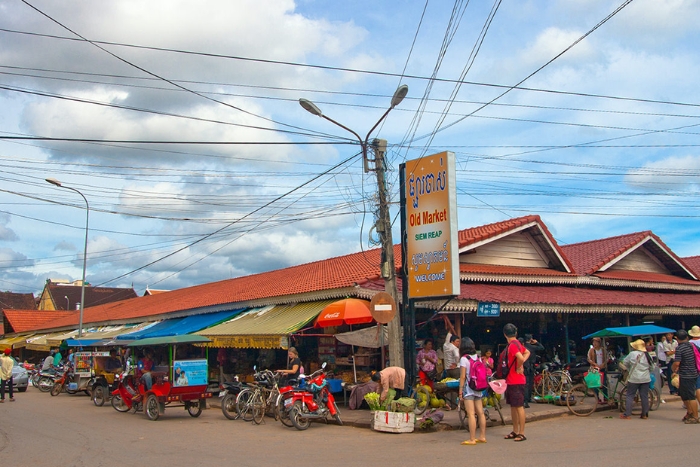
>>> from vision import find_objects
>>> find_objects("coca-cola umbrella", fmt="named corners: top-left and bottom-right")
top-left (314, 298), bottom-right (374, 383)
top-left (314, 298), bottom-right (373, 328)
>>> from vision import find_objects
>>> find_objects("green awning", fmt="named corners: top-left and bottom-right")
top-left (126, 334), bottom-right (211, 347)
top-left (196, 301), bottom-right (332, 349)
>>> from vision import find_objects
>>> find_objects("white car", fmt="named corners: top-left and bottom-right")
top-left (9, 357), bottom-right (29, 392)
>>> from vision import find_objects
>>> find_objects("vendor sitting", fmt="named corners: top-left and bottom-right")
top-left (104, 349), bottom-right (122, 373)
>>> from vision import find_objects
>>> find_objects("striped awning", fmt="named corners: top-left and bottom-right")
top-left (196, 301), bottom-right (332, 349)
top-left (0, 333), bottom-right (35, 349)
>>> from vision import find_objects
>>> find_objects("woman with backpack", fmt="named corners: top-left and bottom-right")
top-left (458, 337), bottom-right (487, 445)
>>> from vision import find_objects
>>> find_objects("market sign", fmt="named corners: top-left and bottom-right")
top-left (404, 151), bottom-right (460, 299)
top-left (369, 292), bottom-right (397, 324)
top-left (477, 302), bottom-right (501, 317)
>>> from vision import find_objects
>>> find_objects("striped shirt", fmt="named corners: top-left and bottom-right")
top-left (674, 342), bottom-right (698, 378)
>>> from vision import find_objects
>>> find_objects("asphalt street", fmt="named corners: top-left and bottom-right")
top-left (1, 386), bottom-right (696, 466)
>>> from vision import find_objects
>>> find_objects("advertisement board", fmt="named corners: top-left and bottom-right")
top-left (404, 151), bottom-right (460, 299)
top-left (172, 359), bottom-right (208, 387)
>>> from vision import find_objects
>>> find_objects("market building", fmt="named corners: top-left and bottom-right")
top-left (1, 214), bottom-right (699, 379)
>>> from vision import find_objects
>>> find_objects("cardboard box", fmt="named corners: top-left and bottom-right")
top-left (371, 410), bottom-right (415, 433)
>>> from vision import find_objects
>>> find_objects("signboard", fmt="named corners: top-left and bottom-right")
top-left (74, 351), bottom-right (94, 378)
top-left (404, 151), bottom-right (460, 299)
top-left (477, 302), bottom-right (501, 317)
top-left (173, 359), bottom-right (208, 387)
top-left (370, 292), bottom-right (397, 324)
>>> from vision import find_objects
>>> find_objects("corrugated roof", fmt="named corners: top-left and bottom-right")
top-left (198, 301), bottom-right (333, 337)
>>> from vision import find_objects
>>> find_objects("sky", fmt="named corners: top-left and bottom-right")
top-left (2, 0), bottom-right (700, 297)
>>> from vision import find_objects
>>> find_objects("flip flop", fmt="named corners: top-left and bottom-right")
top-left (476, 439), bottom-right (487, 443)
top-left (504, 431), bottom-right (517, 439)
top-left (461, 440), bottom-right (477, 445)
top-left (514, 434), bottom-right (527, 442)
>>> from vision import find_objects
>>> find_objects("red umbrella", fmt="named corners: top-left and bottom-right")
top-left (315, 299), bottom-right (374, 328)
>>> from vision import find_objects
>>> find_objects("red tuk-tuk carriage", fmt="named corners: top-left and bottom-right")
top-left (112, 335), bottom-right (213, 421)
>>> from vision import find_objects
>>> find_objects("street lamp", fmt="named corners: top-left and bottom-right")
top-left (64, 295), bottom-right (69, 311)
top-left (46, 178), bottom-right (89, 337)
top-left (299, 85), bottom-right (408, 367)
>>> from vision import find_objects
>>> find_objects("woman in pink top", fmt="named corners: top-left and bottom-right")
top-left (481, 349), bottom-right (494, 377)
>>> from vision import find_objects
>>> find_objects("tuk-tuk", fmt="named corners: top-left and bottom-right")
top-left (90, 350), bottom-right (125, 406)
top-left (115, 335), bottom-right (213, 421)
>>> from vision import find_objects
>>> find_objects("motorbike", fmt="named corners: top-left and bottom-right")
top-left (50, 364), bottom-right (84, 396)
top-left (282, 362), bottom-right (342, 430)
top-left (110, 363), bottom-right (143, 413)
top-left (219, 377), bottom-right (247, 420)
top-left (37, 366), bottom-right (64, 393)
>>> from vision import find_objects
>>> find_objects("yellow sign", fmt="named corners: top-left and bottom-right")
top-left (404, 151), bottom-right (459, 299)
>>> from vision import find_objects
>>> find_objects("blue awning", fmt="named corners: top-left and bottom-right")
top-left (582, 325), bottom-right (676, 339)
top-left (116, 309), bottom-right (245, 340)
top-left (66, 338), bottom-right (102, 347)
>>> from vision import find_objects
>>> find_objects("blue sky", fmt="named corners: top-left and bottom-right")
top-left (1, 0), bottom-right (700, 296)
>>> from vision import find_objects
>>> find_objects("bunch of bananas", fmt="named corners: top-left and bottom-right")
top-left (439, 377), bottom-right (458, 384)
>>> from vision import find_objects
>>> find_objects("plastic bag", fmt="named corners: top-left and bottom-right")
top-left (584, 369), bottom-right (602, 389)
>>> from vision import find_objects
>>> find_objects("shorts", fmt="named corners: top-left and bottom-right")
top-left (696, 375), bottom-right (700, 391)
top-left (679, 376), bottom-right (697, 402)
top-left (462, 393), bottom-right (483, 401)
top-left (506, 384), bottom-right (525, 407)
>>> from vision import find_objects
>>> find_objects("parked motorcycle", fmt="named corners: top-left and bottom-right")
top-left (219, 378), bottom-right (247, 420)
top-left (283, 363), bottom-right (342, 430)
top-left (111, 367), bottom-right (143, 413)
top-left (50, 364), bottom-right (80, 396)
top-left (37, 366), bottom-right (63, 393)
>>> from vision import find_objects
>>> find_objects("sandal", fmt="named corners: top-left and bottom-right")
top-left (504, 431), bottom-right (517, 439)
top-left (514, 434), bottom-right (527, 442)
top-left (476, 438), bottom-right (487, 443)
top-left (461, 440), bottom-right (477, 445)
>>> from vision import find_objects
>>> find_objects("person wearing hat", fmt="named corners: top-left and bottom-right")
top-left (686, 326), bottom-right (700, 410)
top-left (672, 329), bottom-right (699, 423)
top-left (0, 348), bottom-right (15, 402)
top-left (620, 339), bottom-right (653, 419)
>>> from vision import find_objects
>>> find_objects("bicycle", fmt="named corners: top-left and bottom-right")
top-left (458, 378), bottom-right (505, 429)
top-left (405, 377), bottom-right (432, 415)
top-left (236, 369), bottom-right (283, 424)
top-left (567, 371), bottom-right (655, 416)
top-left (534, 367), bottom-right (573, 399)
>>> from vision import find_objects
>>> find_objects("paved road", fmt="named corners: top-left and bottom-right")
top-left (1, 386), bottom-right (697, 466)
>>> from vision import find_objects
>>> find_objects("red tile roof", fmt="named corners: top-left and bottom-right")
top-left (594, 270), bottom-right (700, 286)
top-left (0, 292), bottom-right (36, 310)
top-left (460, 264), bottom-right (573, 277)
top-left (47, 284), bottom-right (138, 310)
top-left (29, 246), bottom-right (398, 331)
top-left (3, 310), bottom-right (76, 333)
top-left (683, 256), bottom-right (700, 276)
top-left (456, 283), bottom-right (700, 308)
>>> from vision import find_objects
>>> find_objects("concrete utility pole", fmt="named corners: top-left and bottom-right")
top-left (299, 85), bottom-right (408, 368)
top-left (371, 139), bottom-right (402, 367)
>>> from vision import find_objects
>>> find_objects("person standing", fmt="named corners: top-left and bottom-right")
top-left (587, 337), bottom-right (608, 403)
top-left (502, 323), bottom-right (530, 442)
top-left (689, 326), bottom-right (700, 408)
top-left (442, 316), bottom-right (461, 379)
top-left (276, 347), bottom-right (302, 383)
top-left (523, 334), bottom-right (544, 408)
top-left (458, 337), bottom-right (487, 445)
top-left (0, 349), bottom-right (15, 402)
top-left (620, 339), bottom-right (652, 419)
top-left (673, 329), bottom-right (700, 424)
top-left (663, 332), bottom-right (678, 395)
top-left (416, 338), bottom-right (438, 391)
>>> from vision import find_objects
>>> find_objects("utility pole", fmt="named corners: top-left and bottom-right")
top-left (371, 139), bottom-right (402, 367)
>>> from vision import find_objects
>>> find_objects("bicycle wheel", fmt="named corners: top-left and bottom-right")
top-left (221, 392), bottom-right (239, 420)
top-left (275, 393), bottom-right (294, 427)
top-left (252, 392), bottom-right (265, 425)
top-left (650, 387), bottom-right (661, 411)
top-left (567, 384), bottom-right (597, 416)
top-left (236, 388), bottom-right (255, 422)
top-left (493, 396), bottom-right (506, 425)
top-left (619, 387), bottom-right (652, 415)
top-left (413, 385), bottom-right (431, 415)
top-left (458, 400), bottom-right (467, 429)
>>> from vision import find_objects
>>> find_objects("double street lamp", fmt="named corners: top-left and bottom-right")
top-left (46, 178), bottom-right (89, 337)
top-left (299, 85), bottom-right (408, 367)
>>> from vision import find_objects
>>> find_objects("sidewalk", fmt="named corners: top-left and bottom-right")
top-left (209, 386), bottom-right (680, 431)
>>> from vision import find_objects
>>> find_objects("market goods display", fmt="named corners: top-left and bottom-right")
top-left (390, 397), bottom-right (416, 413)
top-left (363, 389), bottom-right (396, 411)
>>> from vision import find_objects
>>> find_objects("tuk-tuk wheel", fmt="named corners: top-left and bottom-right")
top-left (93, 385), bottom-right (108, 407)
top-left (145, 394), bottom-right (160, 421)
top-left (187, 400), bottom-right (202, 418)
